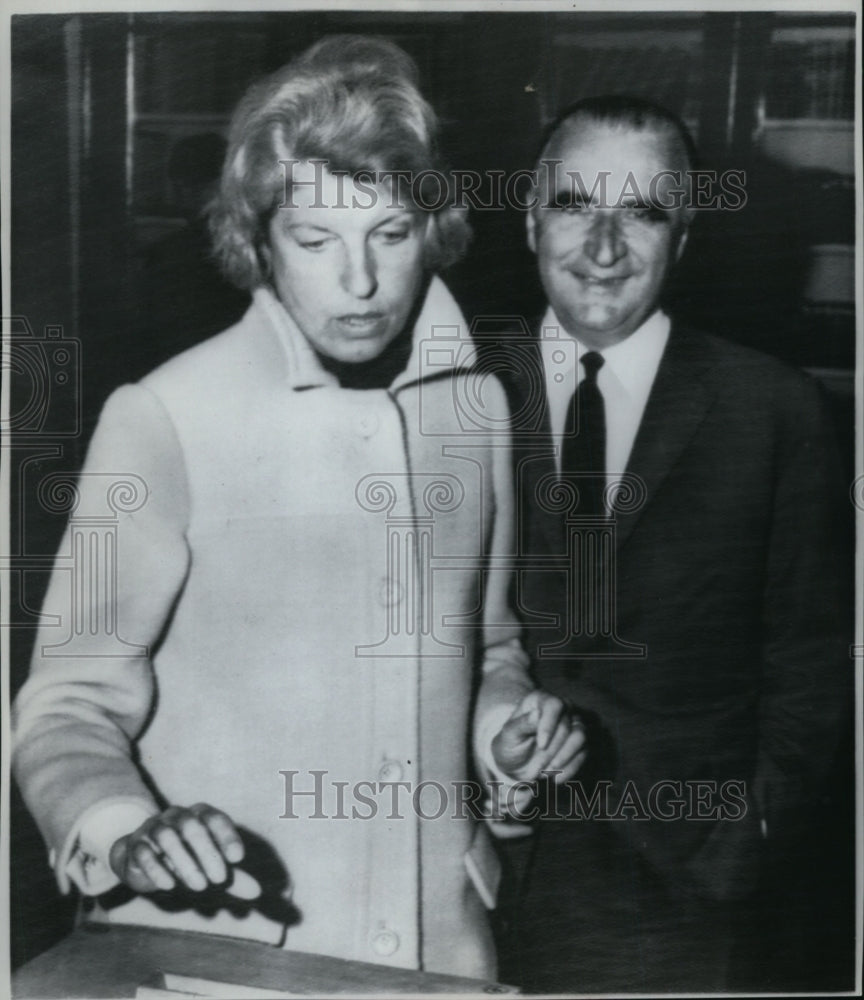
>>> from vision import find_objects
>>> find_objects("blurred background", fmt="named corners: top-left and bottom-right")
top-left (8, 8), bottom-right (857, 985)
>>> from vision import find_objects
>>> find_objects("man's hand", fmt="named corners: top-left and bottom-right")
top-left (108, 803), bottom-right (261, 898)
top-left (492, 690), bottom-right (587, 783)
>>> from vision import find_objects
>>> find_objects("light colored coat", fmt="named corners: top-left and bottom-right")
top-left (13, 278), bottom-right (532, 979)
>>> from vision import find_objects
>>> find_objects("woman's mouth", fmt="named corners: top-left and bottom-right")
top-left (336, 312), bottom-right (387, 333)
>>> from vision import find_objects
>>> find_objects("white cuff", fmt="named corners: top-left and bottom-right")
top-left (54, 798), bottom-right (158, 895)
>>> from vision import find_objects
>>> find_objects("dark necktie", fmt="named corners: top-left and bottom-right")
top-left (562, 351), bottom-right (606, 516)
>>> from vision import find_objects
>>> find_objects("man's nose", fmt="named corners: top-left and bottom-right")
top-left (584, 212), bottom-right (627, 267)
top-left (341, 243), bottom-right (377, 298)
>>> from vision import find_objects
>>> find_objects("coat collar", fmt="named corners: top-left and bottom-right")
top-left (252, 276), bottom-right (476, 392)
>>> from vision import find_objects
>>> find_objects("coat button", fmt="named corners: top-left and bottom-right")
top-left (378, 577), bottom-right (404, 607)
top-left (377, 760), bottom-right (403, 782)
top-left (371, 928), bottom-right (400, 957)
top-left (356, 412), bottom-right (380, 438)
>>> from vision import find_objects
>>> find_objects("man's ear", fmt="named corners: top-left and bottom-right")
top-left (526, 209), bottom-right (537, 254)
top-left (674, 215), bottom-right (692, 262)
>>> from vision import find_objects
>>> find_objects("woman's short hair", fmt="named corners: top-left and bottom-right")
top-left (209, 35), bottom-right (471, 290)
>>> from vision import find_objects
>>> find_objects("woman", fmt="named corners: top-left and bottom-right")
top-left (13, 36), bottom-right (584, 980)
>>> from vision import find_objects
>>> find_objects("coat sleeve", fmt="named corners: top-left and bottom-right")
top-left (12, 383), bottom-right (192, 891)
top-left (471, 375), bottom-right (535, 784)
top-left (754, 374), bottom-right (852, 838)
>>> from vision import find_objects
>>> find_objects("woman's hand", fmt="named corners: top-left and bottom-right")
top-left (491, 690), bottom-right (587, 783)
top-left (108, 803), bottom-right (261, 898)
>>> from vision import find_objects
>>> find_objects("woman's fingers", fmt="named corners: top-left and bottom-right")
top-left (505, 710), bottom-right (542, 744)
top-left (114, 804), bottom-right (248, 895)
top-left (150, 822), bottom-right (210, 891)
top-left (547, 721), bottom-right (588, 781)
top-left (195, 805), bottom-right (245, 865)
top-left (518, 717), bottom-right (587, 781)
top-left (121, 836), bottom-right (176, 892)
top-left (534, 695), bottom-right (565, 751)
top-left (492, 708), bottom-right (543, 772)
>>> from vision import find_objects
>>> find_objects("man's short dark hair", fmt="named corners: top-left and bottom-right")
top-left (539, 94), bottom-right (698, 171)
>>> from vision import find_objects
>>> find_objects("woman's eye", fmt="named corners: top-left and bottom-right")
top-left (299, 239), bottom-right (328, 251)
top-left (377, 228), bottom-right (410, 244)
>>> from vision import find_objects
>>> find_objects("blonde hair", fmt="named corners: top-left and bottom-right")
top-left (209, 35), bottom-right (471, 289)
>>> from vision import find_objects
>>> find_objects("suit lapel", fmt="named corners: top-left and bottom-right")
top-left (614, 326), bottom-right (717, 550)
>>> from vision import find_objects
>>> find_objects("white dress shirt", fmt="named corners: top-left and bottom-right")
top-left (539, 306), bottom-right (670, 506)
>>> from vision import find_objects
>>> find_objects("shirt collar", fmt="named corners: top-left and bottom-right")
top-left (601, 310), bottom-right (670, 398)
top-left (540, 305), bottom-right (670, 397)
top-left (253, 275), bottom-right (474, 392)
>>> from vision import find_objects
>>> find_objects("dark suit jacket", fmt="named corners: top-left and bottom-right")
top-left (480, 320), bottom-right (850, 902)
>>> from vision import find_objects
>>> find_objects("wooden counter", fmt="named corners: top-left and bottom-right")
top-left (12, 924), bottom-right (517, 998)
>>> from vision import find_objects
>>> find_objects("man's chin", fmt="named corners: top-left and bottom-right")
top-left (560, 310), bottom-right (646, 349)
top-left (575, 309), bottom-right (629, 335)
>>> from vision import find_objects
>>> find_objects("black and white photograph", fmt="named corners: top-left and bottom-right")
top-left (2, 1), bottom-right (861, 997)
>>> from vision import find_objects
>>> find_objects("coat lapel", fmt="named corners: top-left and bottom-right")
top-left (614, 325), bottom-right (717, 550)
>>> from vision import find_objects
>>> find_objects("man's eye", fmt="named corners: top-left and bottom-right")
top-left (622, 204), bottom-right (667, 222)
top-left (552, 195), bottom-right (587, 213)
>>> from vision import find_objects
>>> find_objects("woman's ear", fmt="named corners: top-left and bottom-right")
top-left (257, 240), bottom-right (272, 280)
top-left (420, 212), bottom-right (439, 271)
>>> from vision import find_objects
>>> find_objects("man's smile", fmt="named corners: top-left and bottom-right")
top-left (567, 271), bottom-right (632, 290)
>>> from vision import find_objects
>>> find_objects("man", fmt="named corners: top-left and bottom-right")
top-left (487, 96), bottom-right (850, 993)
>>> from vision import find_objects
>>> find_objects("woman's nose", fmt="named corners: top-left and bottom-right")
top-left (584, 212), bottom-right (627, 267)
top-left (341, 245), bottom-right (377, 298)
